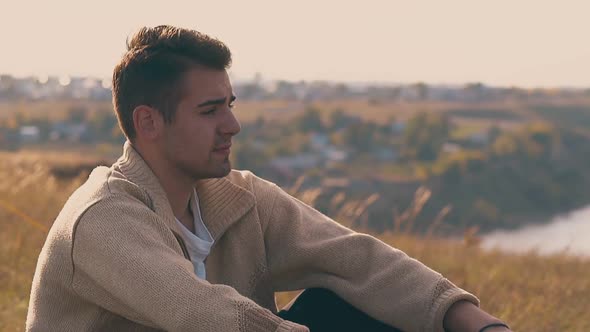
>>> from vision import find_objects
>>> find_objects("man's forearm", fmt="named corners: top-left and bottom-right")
top-left (443, 300), bottom-right (511, 332)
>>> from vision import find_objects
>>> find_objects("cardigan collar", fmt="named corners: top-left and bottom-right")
top-left (115, 141), bottom-right (255, 241)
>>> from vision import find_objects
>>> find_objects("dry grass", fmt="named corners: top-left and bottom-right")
top-left (279, 178), bottom-right (590, 331)
top-left (0, 152), bottom-right (89, 331)
top-left (0, 100), bottom-right (112, 121)
top-left (1, 151), bottom-right (589, 331)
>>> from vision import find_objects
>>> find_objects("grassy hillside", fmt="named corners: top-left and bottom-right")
top-left (1, 151), bottom-right (589, 331)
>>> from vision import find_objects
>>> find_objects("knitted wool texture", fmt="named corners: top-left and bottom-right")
top-left (26, 142), bottom-right (478, 332)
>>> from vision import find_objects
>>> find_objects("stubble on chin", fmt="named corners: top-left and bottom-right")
top-left (218, 158), bottom-right (232, 177)
top-left (201, 156), bottom-right (232, 179)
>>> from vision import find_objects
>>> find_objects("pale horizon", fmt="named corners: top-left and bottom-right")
top-left (1, 0), bottom-right (589, 88)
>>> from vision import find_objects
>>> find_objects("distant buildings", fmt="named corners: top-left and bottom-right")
top-left (19, 126), bottom-right (40, 143)
top-left (50, 122), bottom-right (90, 142)
top-left (0, 75), bottom-right (111, 101)
top-left (1, 73), bottom-right (587, 103)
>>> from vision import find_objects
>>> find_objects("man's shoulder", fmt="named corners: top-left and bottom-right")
top-left (72, 165), bottom-right (149, 202)
top-left (39, 166), bottom-right (155, 270)
top-left (219, 170), bottom-right (292, 215)
top-left (224, 169), bottom-right (279, 194)
top-left (53, 165), bottom-right (152, 231)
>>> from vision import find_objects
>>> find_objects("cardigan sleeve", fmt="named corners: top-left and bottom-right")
top-left (254, 179), bottom-right (479, 332)
top-left (71, 195), bottom-right (308, 332)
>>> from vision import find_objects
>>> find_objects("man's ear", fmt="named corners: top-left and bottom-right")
top-left (133, 105), bottom-right (163, 141)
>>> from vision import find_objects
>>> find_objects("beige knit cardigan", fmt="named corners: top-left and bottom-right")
top-left (26, 142), bottom-right (478, 332)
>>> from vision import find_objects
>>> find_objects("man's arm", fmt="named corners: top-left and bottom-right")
top-left (254, 178), bottom-right (479, 332)
top-left (71, 195), bottom-right (308, 332)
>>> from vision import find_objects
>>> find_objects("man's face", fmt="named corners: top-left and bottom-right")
top-left (160, 67), bottom-right (241, 180)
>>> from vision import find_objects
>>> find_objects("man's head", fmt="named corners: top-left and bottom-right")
top-left (112, 25), bottom-right (241, 180)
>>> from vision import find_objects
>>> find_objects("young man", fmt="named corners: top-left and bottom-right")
top-left (26, 26), bottom-right (511, 332)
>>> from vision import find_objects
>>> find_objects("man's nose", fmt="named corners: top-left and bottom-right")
top-left (221, 110), bottom-right (241, 136)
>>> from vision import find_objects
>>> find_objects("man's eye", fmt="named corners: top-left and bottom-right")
top-left (228, 101), bottom-right (235, 108)
top-left (203, 108), bottom-right (216, 115)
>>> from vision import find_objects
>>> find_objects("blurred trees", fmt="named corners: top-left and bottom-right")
top-left (402, 112), bottom-right (450, 161)
top-left (342, 122), bottom-right (378, 152)
top-left (4, 99), bottom-right (590, 236)
top-left (297, 107), bottom-right (324, 132)
top-left (491, 121), bottom-right (558, 159)
top-left (412, 82), bottom-right (429, 101)
top-left (66, 106), bottom-right (88, 123)
top-left (87, 109), bottom-right (122, 142)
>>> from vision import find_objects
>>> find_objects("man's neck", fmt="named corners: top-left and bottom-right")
top-left (133, 144), bottom-right (196, 229)
top-left (158, 169), bottom-right (195, 229)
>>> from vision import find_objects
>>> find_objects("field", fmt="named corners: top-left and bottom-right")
top-left (1, 150), bottom-right (590, 331)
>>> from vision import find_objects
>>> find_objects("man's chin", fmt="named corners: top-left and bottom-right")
top-left (217, 167), bottom-right (232, 178)
top-left (207, 162), bottom-right (232, 179)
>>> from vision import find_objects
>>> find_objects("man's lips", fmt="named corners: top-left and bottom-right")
top-left (213, 144), bottom-right (232, 153)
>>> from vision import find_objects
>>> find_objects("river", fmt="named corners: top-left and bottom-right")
top-left (482, 205), bottom-right (590, 257)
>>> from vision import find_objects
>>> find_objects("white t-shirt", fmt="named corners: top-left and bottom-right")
top-left (174, 189), bottom-right (214, 279)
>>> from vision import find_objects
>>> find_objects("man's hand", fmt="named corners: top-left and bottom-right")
top-left (443, 300), bottom-right (512, 332)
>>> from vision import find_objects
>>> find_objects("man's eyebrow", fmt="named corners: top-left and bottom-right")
top-left (197, 95), bottom-right (237, 107)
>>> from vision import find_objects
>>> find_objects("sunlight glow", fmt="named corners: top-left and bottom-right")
top-left (1, 0), bottom-right (589, 87)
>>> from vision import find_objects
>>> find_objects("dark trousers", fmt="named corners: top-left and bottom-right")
top-left (277, 288), bottom-right (403, 332)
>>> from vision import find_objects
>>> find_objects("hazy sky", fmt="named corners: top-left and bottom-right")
top-left (1, 0), bottom-right (589, 87)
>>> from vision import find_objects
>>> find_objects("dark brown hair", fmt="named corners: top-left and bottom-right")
top-left (112, 25), bottom-right (232, 140)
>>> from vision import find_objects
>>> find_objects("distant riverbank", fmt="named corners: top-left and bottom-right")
top-left (482, 205), bottom-right (590, 257)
